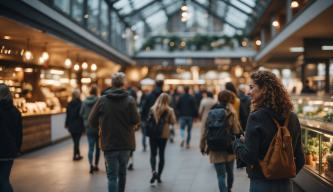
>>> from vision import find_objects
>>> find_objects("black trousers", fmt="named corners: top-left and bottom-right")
top-left (71, 132), bottom-right (82, 158)
top-left (149, 138), bottom-right (167, 175)
top-left (0, 160), bottom-right (14, 192)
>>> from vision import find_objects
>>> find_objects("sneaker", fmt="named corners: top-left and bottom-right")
top-left (156, 174), bottom-right (162, 183)
top-left (89, 165), bottom-right (94, 174)
top-left (150, 172), bottom-right (157, 184)
top-left (180, 140), bottom-right (184, 147)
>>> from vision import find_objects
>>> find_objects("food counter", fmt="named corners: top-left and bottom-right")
top-left (292, 95), bottom-right (333, 192)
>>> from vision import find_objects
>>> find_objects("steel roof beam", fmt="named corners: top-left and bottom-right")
top-left (105, 0), bottom-right (131, 28)
top-left (192, 0), bottom-right (242, 31)
top-left (122, 0), bottom-right (159, 18)
top-left (237, 0), bottom-right (254, 9)
top-left (128, 0), bottom-right (152, 31)
top-left (218, 0), bottom-right (251, 17)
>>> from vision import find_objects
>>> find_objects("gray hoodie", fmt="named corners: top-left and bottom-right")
top-left (80, 95), bottom-right (98, 134)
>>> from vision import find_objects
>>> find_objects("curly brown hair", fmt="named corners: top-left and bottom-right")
top-left (251, 70), bottom-right (293, 114)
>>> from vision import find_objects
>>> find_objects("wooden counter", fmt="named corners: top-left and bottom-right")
top-left (21, 112), bottom-right (69, 152)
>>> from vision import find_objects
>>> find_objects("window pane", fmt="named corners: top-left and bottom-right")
top-left (87, 0), bottom-right (100, 35)
top-left (54, 0), bottom-right (70, 14)
top-left (72, 0), bottom-right (84, 24)
top-left (100, 1), bottom-right (109, 41)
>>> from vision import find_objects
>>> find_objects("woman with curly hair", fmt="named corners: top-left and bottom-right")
top-left (233, 70), bottom-right (305, 192)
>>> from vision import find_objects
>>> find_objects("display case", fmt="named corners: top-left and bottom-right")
top-left (293, 95), bottom-right (333, 190)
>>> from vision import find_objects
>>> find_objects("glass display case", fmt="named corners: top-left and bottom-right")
top-left (293, 95), bottom-right (333, 184)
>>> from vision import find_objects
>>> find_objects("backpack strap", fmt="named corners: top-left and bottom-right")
top-left (272, 112), bottom-right (290, 129)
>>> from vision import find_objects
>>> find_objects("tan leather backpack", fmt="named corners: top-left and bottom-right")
top-left (259, 112), bottom-right (296, 179)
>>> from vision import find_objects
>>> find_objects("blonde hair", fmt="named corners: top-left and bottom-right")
top-left (151, 93), bottom-right (170, 121)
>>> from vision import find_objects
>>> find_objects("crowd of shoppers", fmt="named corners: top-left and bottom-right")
top-left (1, 70), bottom-right (306, 192)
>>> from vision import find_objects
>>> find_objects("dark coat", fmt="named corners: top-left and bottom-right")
top-left (88, 88), bottom-right (140, 151)
top-left (80, 95), bottom-right (98, 134)
top-left (238, 92), bottom-right (251, 131)
top-left (233, 108), bottom-right (305, 180)
top-left (176, 93), bottom-right (198, 117)
top-left (65, 98), bottom-right (84, 133)
top-left (0, 99), bottom-right (22, 159)
top-left (140, 87), bottom-right (162, 121)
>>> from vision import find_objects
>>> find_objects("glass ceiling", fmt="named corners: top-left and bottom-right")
top-left (112, 0), bottom-right (259, 36)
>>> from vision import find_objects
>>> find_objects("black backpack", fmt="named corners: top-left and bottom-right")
top-left (145, 110), bottom-right (168, 138)
top-left (206, 108), bottom-right (234, 153)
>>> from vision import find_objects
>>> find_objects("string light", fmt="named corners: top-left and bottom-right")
top-left (82, 62), bottom-right (88, 70)
top-left (74, 63), bottom-right (80, 71)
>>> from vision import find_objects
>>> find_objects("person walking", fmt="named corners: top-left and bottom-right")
top-left (200, 90), bottom-right (241, 192)
top-left (176, 86), bottom-right (197, 148)
top-left (89, 72), bottom-right (140, 192)
top-left (148, 93), bottom-right (176, 184)
top-left (80, 85), bottom-right (99, 174)
top-left (199, 91), bottom-right (216, 149)
top-left (65, 89), bottom-right (84, 161)
top-left (225, 82), bottom-right (240, 117)
top-left (0, 84), bottom-right (22, 192)
top-left (233, 71), bottom-right (305, 192)
top-left (238, 84), bottom-right (251, 131)
top-left (140, 80), bottom-right (164, 151)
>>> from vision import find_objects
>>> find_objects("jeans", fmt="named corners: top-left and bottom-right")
top-left (0, 160), bottom-right (14, 192)
top-left (149, 138), bottom-right (167, 175)
top-left (87, 133), bottom-right (100, 166)
top-left (214, 160), bottom-right (234, 192)
top-left (70, 132), bottom-right (82, 158)
top-left (179, 116), bottom-right (193, 144)
top-left (104, 150), bottom-right (131, 192)
top-left (249, 179), bottom-right (292, 192)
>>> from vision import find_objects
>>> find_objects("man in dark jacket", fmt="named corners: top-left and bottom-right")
top-left (177, 86), bottom-right (198, 148)
top-left (238, 84), bottom-right (251, 131)
top-left (140, 80), bottom-right (163, 151)
top-left (89, 72), bottom-right (140, 192)
top-left (0, 83), bottom-right (22, 192)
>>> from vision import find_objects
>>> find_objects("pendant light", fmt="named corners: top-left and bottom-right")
top-left (24, 39), bottom-right (33, 61)
top-left (64, 51), bottom-right (72, 68)
top-left (41, 42), bottom-right (49, 61)
top-left (91, 63), bottom-right (97, 71)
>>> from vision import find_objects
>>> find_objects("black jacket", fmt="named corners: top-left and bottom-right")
top-left (238, 92), bottom-right (251, 131)
top-left (233, 108), bottom-right (305, 180)
top-left (176, 93), bottom-right (198, 117)
top-left (0, 99), bottom-right (23, 159)
top-left (89, 88), bottom-right (140, 151)
top-left (65, 98), bottom-right (84, 133)
top-left (140, 87), bottom-right (162, 121)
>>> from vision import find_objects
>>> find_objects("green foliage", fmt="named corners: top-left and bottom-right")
top-left (323, 112), bottom-right (333, 122)
top-left (139, 34), bottom-right (245, 52)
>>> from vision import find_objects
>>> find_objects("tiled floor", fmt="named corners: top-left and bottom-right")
top-left (11, 123), bottom-right (250, 192)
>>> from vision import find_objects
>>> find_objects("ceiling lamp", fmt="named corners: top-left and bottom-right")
top-left (241, 39), bottom-right (248, 47)
top-left (82, 61), bottom-right (88, 70)
top-left (74, 63), bottom-right (80, 71)
top-left (41, 42), bottom-right (49, 61)
top-left (181, 0), bottom-right (188, 11)
top-left (255, 40), bottom-right (261, 46)
top-left (235, 65), bottom-right (244, 77)
top-left (64, 51), bottom-right (72, 68)
top-left (91, 63), bottom-right (97, 71)
top-left (272, 20), bottom-right (280, 27)
top-left (290, 1), bottom-right (299, 8)
top-left (24, 39), bottom-right (33, 61)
